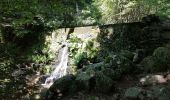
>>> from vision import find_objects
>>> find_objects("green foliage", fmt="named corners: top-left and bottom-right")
top-left (40, 65), bottom-right (52, 74)
top-left (93, 0), bottom-right (170, 23)
top-left (0, 60), bottom-right (13, 73)
top-left (69, 35), bottom-right (99, 67)
top-left (73, 52), bottom-right (88, 66)
top-left (27, 43), bottom-right (54, 64)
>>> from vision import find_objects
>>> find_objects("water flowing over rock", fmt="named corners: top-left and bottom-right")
top-left (42, 42), bottom-right (69, 87)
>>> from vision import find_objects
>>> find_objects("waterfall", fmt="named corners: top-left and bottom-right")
top-left (42, 42), bottom-right (69, 86)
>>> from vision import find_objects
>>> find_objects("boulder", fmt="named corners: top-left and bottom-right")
top-left (120, 50), bottom-right (134, 61)
top-left (153, 47), bottom-right (170, 71)
top-left (141, 47), bottom-right (170, 72)
top-left (75, 67), bottom-right (96, 91)
top-left (102, 68), bottom-right (121, 80)
top-left (149, 86), bottom-right (170, 100)
top-left (94, 71), bottom-right (114, 93)
top-left (46, 74), bottom-right (76, 99)
top-left (112, 55), bottom-right (133, 74)
top-left (140, 56), bottom-right (155, 72)
top-left (153, 47), bottom-right (170, 61)
top-left (124, 87), bottom-right (143, 99)
top-left (158, 86), bottom-right (170, 100)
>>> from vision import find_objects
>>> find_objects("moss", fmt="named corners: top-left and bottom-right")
top-left (102, 68), bottom-right (121, 80)
top-left (75, 67), bottom-right (96, 91)
top-left (94, 71), bottom-right (114, 93)
top-left (120, 50), bottom-right (134, 61)
top-left (140, 56), bottom-right (155, 73)
top-left (152, 47), bottom-right (170, 71)
top-left (141, 47), bottom-right (170, 72)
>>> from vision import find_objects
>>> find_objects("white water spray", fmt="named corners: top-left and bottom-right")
top-left (42, 42), bottom-right (69, 87)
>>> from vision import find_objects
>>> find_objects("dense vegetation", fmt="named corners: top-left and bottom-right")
top-left (0, 0), bottom-right (170, 99)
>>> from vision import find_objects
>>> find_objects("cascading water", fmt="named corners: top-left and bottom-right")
top-left (42, 42), bottom-right (69, 87)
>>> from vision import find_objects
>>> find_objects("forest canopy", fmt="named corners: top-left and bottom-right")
top-left (0, 0), bottom-right (170, 27)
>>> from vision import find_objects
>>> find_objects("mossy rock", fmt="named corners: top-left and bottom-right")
top-left (158, 86), bottom-right (170, 100)
top-left (140, 56), bottom-right (155, 72)
top-left (47, 74), bottom-right (76, 99)
top-left (75, 72), bottom-right (92, 91)
top-left (120, 50), bottom-right (134, 61)
top-left (102, 68), bottom-right (121, 80)
top-left (149, 85), bottom-right (170, 100)
top-left (112, 55), bottom-right (133, 74)
top-left (153, 47), bottom-right (170, 62)
top-left (75, 67), bottom-right (96, 91)
top-left (152, 47), bottom-right (170, 71)
top-left (141, 47), bottom-right (170, 72)
top-left (94, 71), bottom-right (114, 93)
top-left (124, 87), bottom-right (143, 99)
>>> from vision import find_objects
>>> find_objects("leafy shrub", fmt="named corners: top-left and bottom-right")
top-left (40, 65), bottom-right (52, 74)
top-left (73, 52), bottom-right (88, 67)
top-left (69, 36), bottom-right (98, 68)
top-left (26, 41), bottom-right (55, 64)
